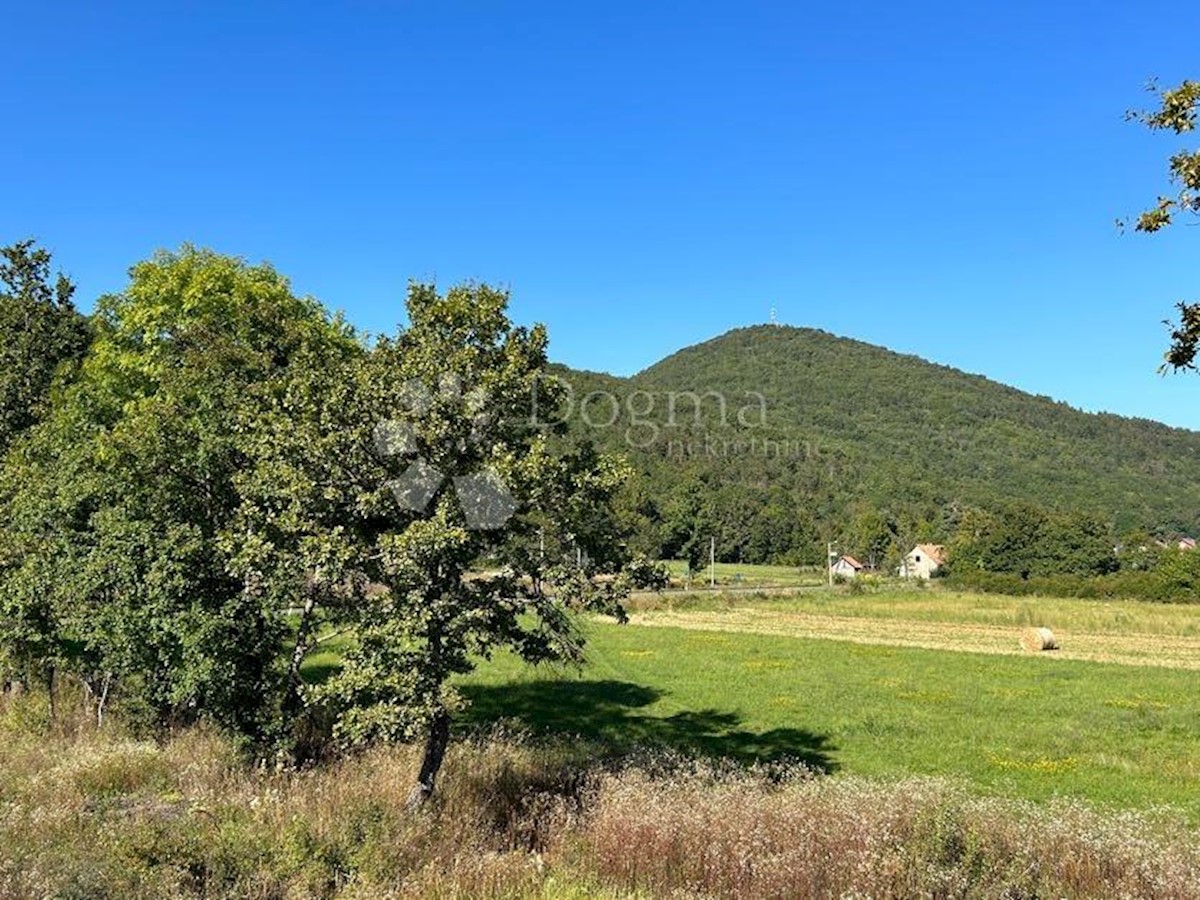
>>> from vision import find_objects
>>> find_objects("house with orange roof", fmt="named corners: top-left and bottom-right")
top-left (899, 544), bottom-right (945, 579)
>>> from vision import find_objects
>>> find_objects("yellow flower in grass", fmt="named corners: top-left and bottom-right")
top-left (988, 754), bottom-right (1079, 774)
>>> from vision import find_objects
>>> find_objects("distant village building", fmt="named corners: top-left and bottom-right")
top-left (831, 555), bottom-right (865, 578)
top-left (1153, 536), bottom-right (1196, 551)
top-left (899, 544), bottom-right (945, 579)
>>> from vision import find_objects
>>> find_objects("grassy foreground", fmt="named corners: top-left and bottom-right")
top-left (2, 717), bottom-right (1198, 898)
top-left (19, 585), bottom-right (1185, 896)
top-left (461, 617), bottom-right (1200, 814)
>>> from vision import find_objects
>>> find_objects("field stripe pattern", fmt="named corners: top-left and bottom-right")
top-left (627, 608), bottom-right (1200, 669)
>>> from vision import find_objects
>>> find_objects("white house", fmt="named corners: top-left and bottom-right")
top-left (899, 544), bottom-right (945, 579)
top-left (831, 555), bottom-right (865, 578)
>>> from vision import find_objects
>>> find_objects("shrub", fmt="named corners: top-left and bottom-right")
top-left (946, 565), bottom-right (1200, 603)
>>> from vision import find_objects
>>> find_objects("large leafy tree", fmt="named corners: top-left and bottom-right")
top-left (0, 240), bottom-right (91, 453)
top-left (0, 247), bottom-right (356, 733)
top-left (233, 282), bottom-right (652, 805)
top-left (946, 503), bottom-right (1115, 579)
top-left (1127, 80), bottom-right (1200, 369)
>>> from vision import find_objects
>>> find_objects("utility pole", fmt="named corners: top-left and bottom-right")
top-left (827, 541), bottom-right (837, 590)
top-left (710, 536), bottom-right (716, 588)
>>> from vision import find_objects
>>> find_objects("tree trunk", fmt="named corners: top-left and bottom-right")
top-left (405, 709), bottom-right (451, 811)
top-left (45, 665), bottom-right (56, 724)
top-left (96, 673), bottom-right (112, 729)
top-left (283, 592), bottom-right (318, 719)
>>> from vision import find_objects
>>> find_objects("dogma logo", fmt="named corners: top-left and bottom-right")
top-left (372, 375), bottom-right (517, 530)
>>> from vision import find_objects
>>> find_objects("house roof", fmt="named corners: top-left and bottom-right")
top-left (913, 544), bottom-right (946, 565)
top-left (1180, 537), bottom-right (1197, 550)
top-left (838, 555), bottom-right (864, 569)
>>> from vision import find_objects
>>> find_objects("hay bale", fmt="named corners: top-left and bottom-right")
top-left (1020, 626), bottom-right (1058, 653)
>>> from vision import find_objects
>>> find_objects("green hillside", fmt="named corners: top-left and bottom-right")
top-left (551, 326), bottom-right (1200, 565)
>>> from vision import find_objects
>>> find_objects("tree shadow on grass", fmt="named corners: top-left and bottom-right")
top-left (459, 679), bottom-right (837, 774)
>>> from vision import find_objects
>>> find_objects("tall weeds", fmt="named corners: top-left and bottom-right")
top-left (0, 696), bottom-right (1195, 898)
top-left (580, 768), bottom-right (1200, 898)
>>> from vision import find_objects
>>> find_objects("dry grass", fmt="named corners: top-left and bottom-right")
top-left (630, 586), bottom-right (1200, 637)
top-left (624, 607), bottom-right (1200, 669)
top-left (2, 700), bottom-right (1199, 899)
top-left (1020, 625), bottom-right (1058, 653)
top-left (0, 702), bottom-right (578, 899)
top-left (581, 767), bottom-right (1200, 899)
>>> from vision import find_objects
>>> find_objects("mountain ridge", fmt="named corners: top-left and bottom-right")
top-left (552, 325), bottom-right (1200, 564)
top-left (634, 324), bottom-right (1195, 435)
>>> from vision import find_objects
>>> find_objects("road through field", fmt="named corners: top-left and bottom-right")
top-left (626, 608), bottom-right (1200, 670)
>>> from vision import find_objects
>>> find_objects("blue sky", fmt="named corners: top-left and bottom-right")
top-left (5, 1), bottom-right (1198, 426)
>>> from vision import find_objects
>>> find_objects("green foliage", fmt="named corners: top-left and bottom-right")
top-left (1126, 79), bottom-right (1200, 370)
top-left (945, 502), bottom-right (1116, 579)
top-left (0, 240), bottom-right (90, 454)
top-left (0, 247), bottom-right (355, 738)
top-left (0, 250), bottom-right (644, 800)
top-left (1128, 79), bottom-right (1199, 235)
top-left (948, 547), bottom-right (1200, 602)
top-left (844, 505), bottom-right (898, 570)
top-left (228, 281), bottom-right (646, 784)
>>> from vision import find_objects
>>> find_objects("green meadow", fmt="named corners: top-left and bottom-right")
top-left (457, 615), bottom-right (1200, 815)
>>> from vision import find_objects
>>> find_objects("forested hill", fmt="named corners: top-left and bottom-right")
top-left (554, 325), bottom-right (1200, 564)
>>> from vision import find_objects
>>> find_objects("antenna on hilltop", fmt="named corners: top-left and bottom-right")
top-left (769, 305), bottom-right (778, 326)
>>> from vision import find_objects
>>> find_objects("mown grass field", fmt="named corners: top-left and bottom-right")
top-left (635, 583), bottom-right (1200, 635)
top-left (626, 585), bottom-right (1200, 668)
top-left (458, 584), bottom-right (1200, 816)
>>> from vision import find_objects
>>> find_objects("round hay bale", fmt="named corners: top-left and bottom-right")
top-left (1020, 626), bottom-right (1058, 653)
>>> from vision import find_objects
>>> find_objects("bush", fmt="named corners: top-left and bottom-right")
top-left (946, 559), bottom-right (1200, 603)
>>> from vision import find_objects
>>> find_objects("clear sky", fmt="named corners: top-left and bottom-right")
top-left (5, 1), bottom-right (1198, 426)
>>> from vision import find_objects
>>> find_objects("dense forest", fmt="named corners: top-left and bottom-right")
top-left (553, 326), bottom-right (1200, 571)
